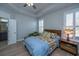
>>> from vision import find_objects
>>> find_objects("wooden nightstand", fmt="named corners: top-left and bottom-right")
top-left (60, 39), bottom-right (79, 55)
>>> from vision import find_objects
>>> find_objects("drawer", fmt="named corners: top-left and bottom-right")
top-left (61, 43), bottom-right (76, 49)
top-left (61, 45), bottom-right (76, 54)
top-left (60, 43), bottom-right (77, 55)
top-left (60, 39), bottom-right (78, 55)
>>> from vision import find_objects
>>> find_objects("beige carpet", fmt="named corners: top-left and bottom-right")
top-left (0, 41), bottom-right (73, 56)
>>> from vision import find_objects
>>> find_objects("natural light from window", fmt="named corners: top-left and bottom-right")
top-left (75, 11), bottom-right (79, 37)
top-left (39, 19), bottom-right (44, 33)
top-left (66, 13), bottom-right (73, 26)
top-left (65, 10), bottom-right (79, 41)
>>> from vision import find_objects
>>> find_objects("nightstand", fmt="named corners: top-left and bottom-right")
top-left (60, 39), bottom-right (79, 55)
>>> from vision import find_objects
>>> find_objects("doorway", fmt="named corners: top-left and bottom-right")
top-left (0, 17), bottom-right (8, 49)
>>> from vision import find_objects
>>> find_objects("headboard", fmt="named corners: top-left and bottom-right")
top-left (44, 29), bottom-right (61, 37)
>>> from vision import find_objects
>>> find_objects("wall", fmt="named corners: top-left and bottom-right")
top-left (44, 11), bottom-right (63, 30)
top-left (0, 10), bottom-right (37, 41)
top-left (0, 10), bottom-right (10, 18)
top-left (15, 14), bottom-right (37, 40)
top-left (43, 4), bottom-right (79, 30)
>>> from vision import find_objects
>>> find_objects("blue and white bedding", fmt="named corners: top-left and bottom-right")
top-left (52, 36), bottom-right (60, 48)
top-left (24, 36), bottom-right (50, 56)
top-left (24, 33), bottom-right (60, 56)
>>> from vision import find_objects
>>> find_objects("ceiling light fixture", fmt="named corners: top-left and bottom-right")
top-left (24, 3), bottom-right (37, 9)
top-left (27, 3), bottom-right (34, 6)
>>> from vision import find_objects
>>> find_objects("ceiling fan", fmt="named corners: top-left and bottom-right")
top-left (23, 3), bottom-right (37, 9)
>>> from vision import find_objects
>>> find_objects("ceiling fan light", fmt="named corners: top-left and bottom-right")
top-left (27, 3), bottom-right (31, 6)
top-left (24, 3), bottom-right (28, 7)
top-left (24, 3), bottom-right (36, 9)
top-left (26, 3), bottom-right (34, 6)
top-left (30, 3), bottom-right (34, 6)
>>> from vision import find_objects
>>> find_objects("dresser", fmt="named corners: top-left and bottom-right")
top-left (60, 39), bottom-right (79, 55)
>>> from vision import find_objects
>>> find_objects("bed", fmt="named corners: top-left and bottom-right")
top-left (24, 29), bottom-right (61, 56)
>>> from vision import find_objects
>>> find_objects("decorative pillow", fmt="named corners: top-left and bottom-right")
top-left (39, 32), bottom-right (49, 42)
top-left (43, 32), bottom-right (51, 41)
top-left (51, 33), bottom-right (59, 38)
top-left (41, 31), bottom-right (48, 38)
top-left (50, 33), bottom-right (56, 39)
top-left (46, 32), bottom-right (51, 38)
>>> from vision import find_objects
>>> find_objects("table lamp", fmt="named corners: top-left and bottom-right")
top-left (64, 28), bottom-right (74, 41)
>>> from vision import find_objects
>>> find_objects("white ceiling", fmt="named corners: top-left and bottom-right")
top-left (0, 3), bottom-right (78, 18)
top-left (11, 3), bottom-right (52, 14)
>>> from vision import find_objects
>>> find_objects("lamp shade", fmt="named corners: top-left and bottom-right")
top-left (64, 28), bottom-right (74, 35)
top-left (64, 28), bottom-right (74, 39)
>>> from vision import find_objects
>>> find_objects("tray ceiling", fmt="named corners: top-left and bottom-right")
top-left (0, 3), bottom-right (77, 18)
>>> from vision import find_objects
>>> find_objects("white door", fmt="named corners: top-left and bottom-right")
top-left (8, 19), bottom-right (16, 45)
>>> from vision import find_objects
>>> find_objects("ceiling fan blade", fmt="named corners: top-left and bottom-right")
top-left (32, 5), bottom-right (36, 9)
top-left (24, 3), bottom-right (28, 7)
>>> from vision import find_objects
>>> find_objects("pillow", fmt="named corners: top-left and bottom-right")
top-left (55, 35), bottom-right (60, 40)
top-left (51, 33), bottom-right (60, 40)
top-left (50, 33), bottom-right (56, 39)
top-left (40, 32), bottom-right (51, 41)
top-left (43, 32), bottom-right (53, 42)
top-left (45, 32), bottom-right (51, 39)
top-left (41, 31), bottom-right (48, 38)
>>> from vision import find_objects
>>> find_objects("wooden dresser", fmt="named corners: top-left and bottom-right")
top-left (60, 39), bottom-right (79, 55)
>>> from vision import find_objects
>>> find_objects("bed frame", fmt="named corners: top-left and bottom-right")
top-left (24, 29), bottom-right (61, 56)
top-left (44, 29), bottom-right (61, 37)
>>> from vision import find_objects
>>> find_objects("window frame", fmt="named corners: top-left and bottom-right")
top-left (63, 8), bottom-right (79, 42)
top-left (38, 19), bottom-right (44, 33)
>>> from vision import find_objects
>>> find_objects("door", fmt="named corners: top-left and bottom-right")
top-left (8, 19), bottom-right (16, 45)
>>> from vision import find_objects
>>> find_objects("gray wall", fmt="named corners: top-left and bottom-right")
top-left (44, 4), bottom-right (79, 30)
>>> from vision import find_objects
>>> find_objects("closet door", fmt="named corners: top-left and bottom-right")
top-left (8, 19), bottom-right (16, 45)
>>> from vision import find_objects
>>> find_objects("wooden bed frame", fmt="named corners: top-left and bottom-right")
top-left (44, 29), bottom-right (61, 37)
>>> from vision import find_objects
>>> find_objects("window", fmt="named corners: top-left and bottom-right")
top-left (75, 12), bottom-right (79, 37)
top-left (64, 9), bottom-right (79, 41)
top-left (64, 13), bottom-right (74, 39)
top-left (66, 13), bottom-right (73, 26)
top-left (38, 19), bottom-right (44, 33)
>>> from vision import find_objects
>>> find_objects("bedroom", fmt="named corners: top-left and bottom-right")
top-left (0, 3), bottom-right (79, 56)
